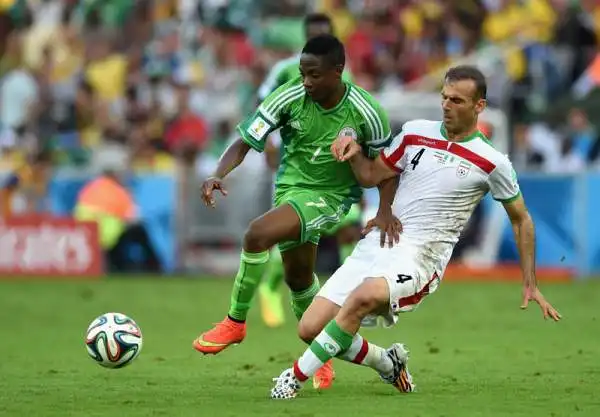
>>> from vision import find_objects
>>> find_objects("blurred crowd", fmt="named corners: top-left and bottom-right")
top-left (2, 0), bottom-right (600, 175)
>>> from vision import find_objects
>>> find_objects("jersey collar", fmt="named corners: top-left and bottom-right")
top-left (440, 123), bottom-right (487, 143)
top-left (315, 82), bottom-right (351, 114)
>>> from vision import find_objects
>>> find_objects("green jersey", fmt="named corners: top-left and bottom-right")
top-left (237, 77), bottom-right (391, 203)
top-left (258, 54), bottom-right (353, 101)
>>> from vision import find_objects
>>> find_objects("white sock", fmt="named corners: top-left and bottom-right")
top-left (339, 334), bottom-right (394, 377)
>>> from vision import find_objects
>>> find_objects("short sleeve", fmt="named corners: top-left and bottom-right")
top-left (488, 156), bottom-right (521, 202)
top-left (237, 80), bottom-right (304, 152)
top-left (379, 130), bottom-right (407, 173)
top-left (349, 89), bottom-right (392, 157)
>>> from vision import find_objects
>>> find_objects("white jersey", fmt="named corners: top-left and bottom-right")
top-left (318, 119), bottom-right (520, 324)
top-left (380, 119), bottom-right (520, 269)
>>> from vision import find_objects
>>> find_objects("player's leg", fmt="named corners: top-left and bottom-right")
top-left (271, 278), bottom-right (414, 399)
top-left (193, 204), bottom-right (302, 354)
top-left (280, 242), bottom-right (319, 321)
top-left (334, 203), bottom-right (362, 263)
top-left (297, 295), bottom-right (395, 381)
top-left (258, 247), bottom-right (285, 328)
top-left (280, 241), bottom-right (337, 389)
top-left (271, 241), bottom-right (424, 398)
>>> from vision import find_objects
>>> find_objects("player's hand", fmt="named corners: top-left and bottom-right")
top-left (520, 286), bottom-right (562, 321)
top-left (362, 210), bottom-right (402, 248)
top-left (331, 136), bottom-right (361, 162)
top-left (201, 176), bottom-right (228, 208)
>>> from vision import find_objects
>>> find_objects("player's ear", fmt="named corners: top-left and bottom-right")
top-left (475, 98), bottom-right (487, 114)
top-left (335, 64), bottom-right (343, 78)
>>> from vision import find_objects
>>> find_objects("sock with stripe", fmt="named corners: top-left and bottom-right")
top-left (290, 274), bottom-right (320, 321)
top-left (338, 334), bottom-right (394, 378)
top-left (264, 247), bottom-right (284, 292)
top-left (293, 320), bottom-right (353, 381)
top-left (227, 249), bottom-right (270, 322)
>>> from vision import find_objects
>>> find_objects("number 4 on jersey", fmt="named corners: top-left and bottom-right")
top-left (396, 274), bottom-right (413, 283)
top-left (410, 148), bottom-right (425, 170)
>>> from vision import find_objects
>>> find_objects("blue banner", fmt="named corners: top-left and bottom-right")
top-left (45, 172), bottom-right (600, 276)
top-left (48, 174), bottom-right (176, 273)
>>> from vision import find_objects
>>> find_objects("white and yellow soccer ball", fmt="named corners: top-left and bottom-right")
top-left (85, 312), bottom-right (143, 368)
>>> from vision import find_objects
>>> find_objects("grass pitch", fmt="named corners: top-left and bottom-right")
top-left (0, 277), bottom-right (598, 417)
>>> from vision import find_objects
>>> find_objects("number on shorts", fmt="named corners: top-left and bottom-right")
top-left (396, 274), bottom-right (413, 284)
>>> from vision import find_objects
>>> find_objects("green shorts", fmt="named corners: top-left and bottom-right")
top-left (274, 188), bottom-right (353, 252)
top-left (325, 203), bottom-right (362, 235)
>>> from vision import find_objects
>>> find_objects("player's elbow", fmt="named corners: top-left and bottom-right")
top-left (355, 172), bottom-right (379, 188)
top-left (233, 138), bottom-right (252, 155)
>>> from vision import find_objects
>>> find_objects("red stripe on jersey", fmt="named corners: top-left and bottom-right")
top-left (448, 143), bottom-right (496, 174)
top-left (293, 360), bottom-right (309, 382)
top-left (384, 135), bottom-right (448, 167)
top-left (398, 272), bottom-right (439, 308)
top-left (380, 149), bottom-right (403, 172)
top-left (352, 338), bottom-right (370, 364)
top-left (404, 135), bottom-right (448, 150)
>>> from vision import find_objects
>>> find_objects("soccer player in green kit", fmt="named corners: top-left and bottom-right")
top-left (258, 13), bottom-right (359, 330)
top-left (193, 34), bottom-right (399, 390)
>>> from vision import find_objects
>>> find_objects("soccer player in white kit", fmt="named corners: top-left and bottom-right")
top-left (270, 66), bottom-right (561, 399)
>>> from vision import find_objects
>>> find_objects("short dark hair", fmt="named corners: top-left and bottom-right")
top-left (301, 34), bottom-right (345, 68)
top-left (444, 65), bottom-right (487, 100)
top-left (304, 13), bottom-right (333, 32)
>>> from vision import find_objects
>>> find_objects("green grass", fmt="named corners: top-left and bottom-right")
top-left (0, 277), bottom-right (598, 417)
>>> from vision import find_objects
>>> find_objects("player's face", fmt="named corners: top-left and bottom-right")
top-left (441, 80), bottom-right (486, 133)
top-left (300, 54), bottom-right (342, 103)
top-left (305, 23), bottom-right (333, 40)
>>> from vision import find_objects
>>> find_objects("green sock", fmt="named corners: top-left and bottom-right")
top-left (338, 242), bottom-right (356, 263)
top-left (264, 247), bottom-right (284, 292)
top-left (294, 320), bottom-right (354, 380)
top-left (227, 249), bottom-right (270, 321)
top-left (290, 274), bottom-right (320, 321)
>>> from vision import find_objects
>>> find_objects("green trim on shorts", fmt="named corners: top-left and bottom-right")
top-left (286, 199), bottom-right (307, 244)
top-left (278, 237), bottom-right (319, 253)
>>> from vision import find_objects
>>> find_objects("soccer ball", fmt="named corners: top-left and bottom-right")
top-left (85, 312), bottom-right (143, 368)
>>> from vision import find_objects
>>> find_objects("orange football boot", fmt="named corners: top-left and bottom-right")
top-left (192, 317), bottom-right (246, 354)
top-left (312, 360), bottom-right (335, 390)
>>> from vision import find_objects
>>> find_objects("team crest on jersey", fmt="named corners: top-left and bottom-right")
top-left (247, 116), bottom-right (270, 141)
top-left (456, 161), bottom-right (471, 178)
top-left (338, 127), bottom-right (358, 140)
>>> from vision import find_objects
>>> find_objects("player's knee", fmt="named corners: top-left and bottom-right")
top-left (297, 318), bottom-right (320, 344)
top-left (345, 279), bottom-right (389, 317)
top-left (243, 219), bottom-right (272, 251)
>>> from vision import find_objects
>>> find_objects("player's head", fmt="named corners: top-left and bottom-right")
top-left (441, 65), bottom-right (487, 134)
top-left (300, 34), bottom-right (345, 102)
top-left (304, 13), bottom-right (334, 40)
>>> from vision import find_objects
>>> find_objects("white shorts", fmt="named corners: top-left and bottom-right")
top-left (317, 233), bottom-right (444, 326)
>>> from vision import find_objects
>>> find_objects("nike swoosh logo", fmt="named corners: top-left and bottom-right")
top-left (194, 338), bottom-right (228, 347)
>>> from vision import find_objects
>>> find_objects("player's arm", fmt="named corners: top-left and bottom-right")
top-left (332, 140), bottom-right (397, 187)
top-left (333, 127), bottom-right (406, 187)
top-left (264, 136), bottom-right (280, 171)
top-left (503, 195), bottom-right (536, 290)
top-left (489, 159), bottom-right (561, 321)
top-left (201, 82), bottom-right (295, 207)
top-left (353, 154), bottom-right (398, 188)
